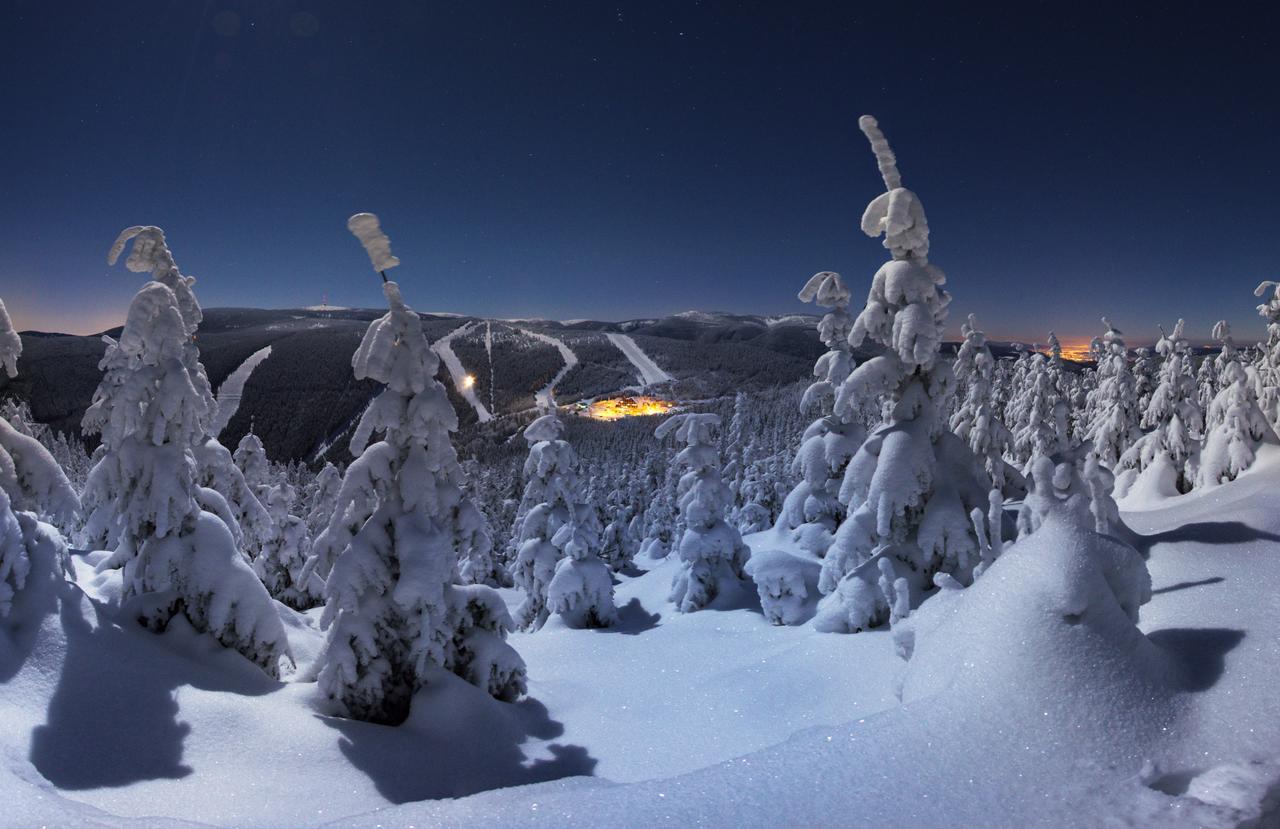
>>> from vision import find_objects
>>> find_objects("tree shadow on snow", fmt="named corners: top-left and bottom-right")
top-left (599, 598), bottom-right (660, 635)
top-left (29, 588), bottom-right (280, 789)
top-left (1131, 521), bottom-right (1280, 558)
top-left (326, 675), bottom-right (597, 804)
top-left (1151, 576), bottom-right (1225, 596)
top-left (1147, 627), bottom-right (1245, 692)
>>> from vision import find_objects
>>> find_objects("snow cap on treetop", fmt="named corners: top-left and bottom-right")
top-left (857, 115), bottom-right (930, 261)
top-left (107, 226), bottom-right (179, 279)
top-left (857, 115), bottom-right (901, 190)
top-left (798, 271), bottom-right (850, 309)
top-left (0, 298), bottom-right (20, 378)
top-left (523, 413), bottom-right (565, 444)
top-left (347, 213), bottom-right (401, 273)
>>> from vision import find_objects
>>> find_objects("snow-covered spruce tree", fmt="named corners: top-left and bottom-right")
top-left (1196, 325), bottom-right (1224, 413)
top-left (775, 272), bottom-right (866, 558)
top-left (1132, 346), bottom-right (1159, 415)
top-left (0, 298), bottom-right (20, 378)
top-left (813, 116), bottom-right (993, 634)
top-left (1116, 319), bottom-right (1203, 497)
top-left (234, 430), bottom-right (271, 494)
top-left (949, 314), bottom-right (1014, 488)
top-left (253, 482), bottom-right (320, 610)
top-left (511, 413), bottom-right (614, 629)
top-left (1010, 344), bottom-right (1070, 471)
top-left (191, 437), bottom-right (272, 556)
top-left (310, 215), bottom-right (524, 723)
top-left (1017, 444), bottom-right (1120, 539)
top-left (1253, 281), bottom-right (1280, 431)
top-left (80, 227), bottom-right (289, 676)
top-left (306, 462), bottom-right (342, 536)
top-left (638, 451), bottom-right (679, 557)
top-left (1203, 321), bottom-right (1237, 431)
top-left (1197, 329), bottom-right (1277, 488)
top-left (1083, 318), bottom-right (1142, 469)
top-left (722, 391), bottom-right (748, 509)
top-left (0, 296), bottom-right (80, 620)
top-left (599, 490), bottom-right (638, 572)
top-left (656, 413), bottom-right (750, 612)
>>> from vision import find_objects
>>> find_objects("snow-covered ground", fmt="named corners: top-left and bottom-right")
top-left (210, 346), bottom-right (272, 437)
top-left (606, 331), bottom-right (673, 386)
top-left (3, 459), bottom-right (1278, 827)
top-left (432, 321), bottom-right (494, 422)
top-left (519, 328), bottom-right (579, 409)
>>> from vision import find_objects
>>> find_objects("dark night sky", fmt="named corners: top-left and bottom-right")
top-left (1, 2), bottom-right (1278, 347)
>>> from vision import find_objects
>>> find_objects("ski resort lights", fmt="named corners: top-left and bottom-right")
top-left (585, 396), bottom-right (676, 420)
top-left (461, 373), bottom-right (476, 389)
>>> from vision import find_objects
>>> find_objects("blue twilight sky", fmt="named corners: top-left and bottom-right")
top-left (1, 2), bottom-right (1278, 347)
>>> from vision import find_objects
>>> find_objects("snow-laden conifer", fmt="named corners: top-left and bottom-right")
top-left (0, 297), bottom-right (79, 620)
top-left (309, 217), bottom-right (524, 722)
top-left (1198, 310), bottom-right (1276, 488)
top-left (512, 413), bottom-right (614, 629)
top-left (1010, 342), bottom-right (1070, 470)
top-left (234, 430), bottom-right (271, 494)
top-left (1083, 318), bottom-right (1142, 468)
top-left (657, 413), bottom-right (750, 612)
top-left (80, 227), bottom-right (289, 676)
top-left (776, 272), bottom-right (866, 558)
top-left (1116, 320), bottom-right (1203, 496)
top-left (813, 117), bottom-right (992, 634)
top-left (1253, 281), bottom-right (1280, 431)
top-left (0, 299), bottom-right (20, 379)
top-left (253, 482), bottom-right (319, 610)
top-left (306, 461), bottom-right (342, 537)
top-left (949, 314), bottom-right (1014, 488)
top-left (1017, 445), bottom-right (1120, 538)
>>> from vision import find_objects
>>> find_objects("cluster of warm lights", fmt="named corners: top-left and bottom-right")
top-left (585, 396), bottom-right (676, 421)
top-left (461, 374), bottom-right (476, 389)
top-left (1055, 342), bottom-right (1094, 362)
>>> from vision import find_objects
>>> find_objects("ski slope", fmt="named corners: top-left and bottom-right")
top-left (519, 328), bottom-right (579, 409)
top-left (210, 346), bottom-right (273, 437)
top-left (606, 332), bottom-right (673, 386)
top-left (432, 322), bottom-right (493, 423)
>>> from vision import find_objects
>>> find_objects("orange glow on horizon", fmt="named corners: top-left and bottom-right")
top-left (1054, 340), bottom-right (1094, 362)
top-left (585, 396), bottom-right (676, 421)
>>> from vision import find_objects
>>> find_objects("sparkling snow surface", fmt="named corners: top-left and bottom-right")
top-left (2, 459), bottom-right (1280, 827)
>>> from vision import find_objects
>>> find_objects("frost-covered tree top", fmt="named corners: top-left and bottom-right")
top-left (347, 213), bottom-right (401, 273)
top-left (846, 117), bottom-right (949, 374)
top-left (858, 116), bottom-right (929, 262)
top-left (107, 226), bottom-right (202, 336)
top-left (0, 298), bottom-right (20, 378)
top-left (524, 413), bottom-right (567, 444)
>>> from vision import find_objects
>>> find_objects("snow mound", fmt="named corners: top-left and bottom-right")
top-left (894, 515), bottom-right (1175, 747)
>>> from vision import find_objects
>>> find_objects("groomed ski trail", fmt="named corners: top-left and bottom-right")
top-left (433, 321), bottom-right (494, 422)
top-left (519, 328), bottom-right (579, 409)
top-left (606, 331), bottom-right (673, 386)
top-left (211, 346), bottom-right (273, 438)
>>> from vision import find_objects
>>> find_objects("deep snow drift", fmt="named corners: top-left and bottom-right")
top-left (1, 454), bottom-right (1278, 826)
